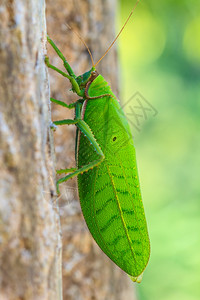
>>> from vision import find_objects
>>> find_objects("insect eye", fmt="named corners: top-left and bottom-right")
top-left (113, 137), bottom-right (117, 142)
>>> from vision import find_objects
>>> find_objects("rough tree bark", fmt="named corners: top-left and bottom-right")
top-left (0, 1), bottom-right (62, 300)
top-left (46, 0), bottom-right (137, 299)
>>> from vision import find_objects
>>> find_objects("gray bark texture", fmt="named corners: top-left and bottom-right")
top-left (46, 0), bottom-right (136, 299)
top-left (0, 1), bottom-right (62, 300)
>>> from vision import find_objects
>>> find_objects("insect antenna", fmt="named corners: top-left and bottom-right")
top-left (65, 23), bottom-right (95, 67)
top-left (94, 0), bottom-right (140, 67)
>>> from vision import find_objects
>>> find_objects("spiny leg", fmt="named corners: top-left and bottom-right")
top-left (53, 119), bottom-right (78, 126)
top-left (55, 118), bottom-right (105, 195)
top-left (51, 118), bottom-right (78, 178)
top-left (46, 36), bottom-right (84, 96)
top-left (45, 56), bottom-right (71, 79)
top-left (50, 97), bottom-right (77, 109)
top-left (47, 35), bottom-right (75, 77)
top-left (50, 99), bottom-right (82, 131)
top-left (50, 103), bottom-right (78, 131)
top-left (57, 168), bottom-right (77, 174)
top-left (45, 56), bottom-right (82, 96)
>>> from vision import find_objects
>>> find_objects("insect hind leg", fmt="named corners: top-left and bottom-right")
top-left (55, 118), bottom-right (105, 195)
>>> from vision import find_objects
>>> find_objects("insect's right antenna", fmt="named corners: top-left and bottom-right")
top-left (94, 0), bottom-right (140, 67)
top-left (65, 23), bottom-right (95, 67)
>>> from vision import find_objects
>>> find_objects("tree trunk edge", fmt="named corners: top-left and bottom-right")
top-left (0, 1), bottom-right (62, 299)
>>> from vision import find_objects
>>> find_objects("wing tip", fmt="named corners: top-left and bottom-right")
top-left (129, 272), bottom-right (144, 283)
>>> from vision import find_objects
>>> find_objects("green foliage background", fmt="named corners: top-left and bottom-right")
top-left (118, 1), bottom-right (200, 299)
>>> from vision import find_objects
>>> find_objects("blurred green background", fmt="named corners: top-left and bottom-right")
top-left (118, 1), bottom-right (200, 300)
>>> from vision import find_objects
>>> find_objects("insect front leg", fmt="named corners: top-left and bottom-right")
top-left (50, 97), bottom-right (77, 109)
top-left (46, 36), bottom-right (84, 97)
top-left (45, 56), bottom-right (83, 97)
top-left (45, 56), bottom-right (72, 79)
top-left (47, 35), bottom-right (75, 77)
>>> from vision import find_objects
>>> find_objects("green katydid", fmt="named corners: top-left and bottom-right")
top-left (46, 0), bottom-right (150, 283)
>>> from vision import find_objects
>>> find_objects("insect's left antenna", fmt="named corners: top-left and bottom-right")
top-left (65, 23), bottom-right (95, 68)
top-left (94, 0), bottom-right (140, 67)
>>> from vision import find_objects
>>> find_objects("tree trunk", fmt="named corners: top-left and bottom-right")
top-left (0, 1), bottom-right (62, 300)
top-left (46, 0), bottom-right (136, 299)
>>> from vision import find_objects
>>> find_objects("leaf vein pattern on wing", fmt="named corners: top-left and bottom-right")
top-left (116, 152), bottom-right (146, 264)
top-left (105, 162), bottom-right (136, 171)
top-left (127, 225), bottom-right (139, 232)
top-left (91, 165), bottom-right (120, 262)
top-left (96, 197), bottom-right (114, 215)
top-left (107, 234), bottom-right (142, 246)
top-left (92, 163), bottom-right (138, 270)
top-left (100, 214), bottom-right (120, 232)
top-left (95, 181), bottom-right (112, 195)
top-left (105, 164), bottom-right (138, 270)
